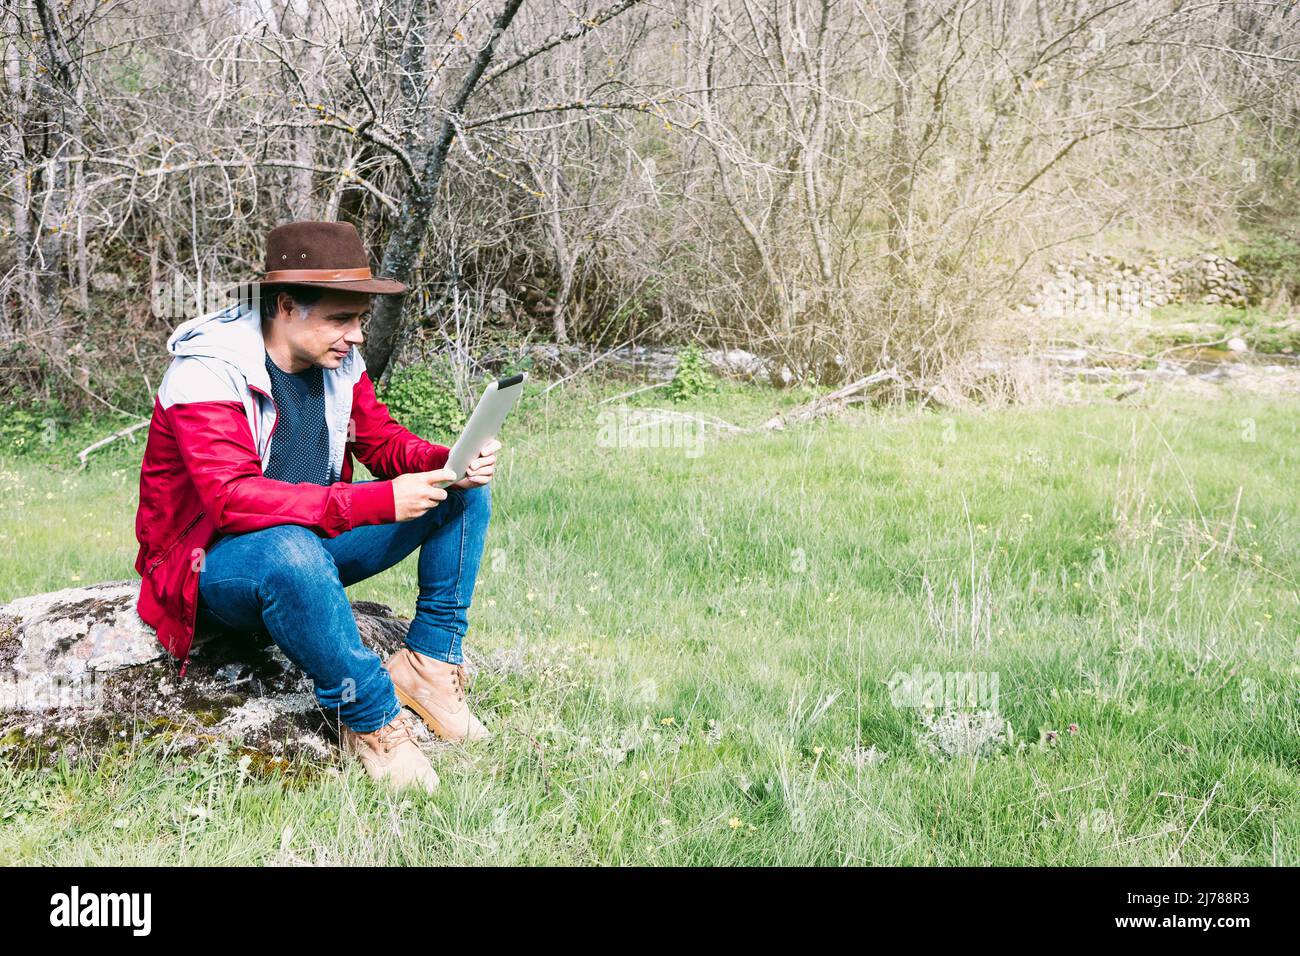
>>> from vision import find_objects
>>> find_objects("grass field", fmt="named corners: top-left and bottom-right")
top-left (1, 380), bottom-right (1297, 865)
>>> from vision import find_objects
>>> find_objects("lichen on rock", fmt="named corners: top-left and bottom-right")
top-left (0, 580), bottom-right (475, 765)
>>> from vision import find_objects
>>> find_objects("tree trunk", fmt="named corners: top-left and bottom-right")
top-left (693, 0), bottom-right (792, 335)
top-left (286, 0), bottom-right (325, 220)
top-left (32, 0), bottom-right (81, 361)
top-left (886, 0), bottom-right (921, 274)
top-left (363, 0), bottom-right (526, 382)
top-left (3, 12), bottom-right (33, 336)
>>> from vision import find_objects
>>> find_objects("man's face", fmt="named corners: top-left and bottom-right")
top-left (275, 289), bottom-right (371, 369)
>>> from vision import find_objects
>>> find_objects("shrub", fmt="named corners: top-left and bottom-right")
top-left (376, 363), bottom-right (466, 442)
top-left (665, 345), bottom-right (719, 402)
top-left (1236, 233), bottom-right (1300, 298)
top-left (0, 396), bottom-right (66, 458)
top-left (917, 709), bottom-right (1011, 760)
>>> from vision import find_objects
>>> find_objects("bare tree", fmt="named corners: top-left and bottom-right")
top-left (0, 0), bottom-right (1295, 412)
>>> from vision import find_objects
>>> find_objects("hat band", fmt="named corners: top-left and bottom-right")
top-left (261, 267), bottom-right (374, 282)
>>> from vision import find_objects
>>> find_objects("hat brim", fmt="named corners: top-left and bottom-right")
top-left (257, 276), bottom-right (408, 295)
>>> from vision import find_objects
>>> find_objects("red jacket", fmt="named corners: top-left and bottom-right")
top-left (133, 301), bottom-right (449, 669)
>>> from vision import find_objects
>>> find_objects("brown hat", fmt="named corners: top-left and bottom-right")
top-left (259, 220), bottom-right (406, 295)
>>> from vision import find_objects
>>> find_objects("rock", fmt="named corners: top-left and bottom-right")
top-left (0, 581), bottom-right (482, 761)
top-left (1043, 346), bottom-right (1090, 366)
top-left (496, 343), bottom-right (683, 380)
top-left (1227, 336), bottom-right (1249, 352)
top-left (703, 348), bottom-right (771, 381)
top-left (1026, 248), bottom-right (1264, 317)
top-left (769, 364), bottom-right (797, 389)
top-left (89, 272), bottom-right (123, 293)
top-left (614, 345), bottom-right (681, 380)
top-left (0, 582), bottom-right (163, 689)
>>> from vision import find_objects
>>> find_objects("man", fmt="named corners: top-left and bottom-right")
top-left (134, 220), bottom-right (500, 794)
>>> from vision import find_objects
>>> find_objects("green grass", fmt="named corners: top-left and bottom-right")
top-left (1147, 303), bottom-right (1300, 355)
top-left (1, 380), bottom-right (1297, 865)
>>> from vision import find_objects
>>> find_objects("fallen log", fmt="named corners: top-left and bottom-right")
top-left (76, 419), bottom-right (150, 470)
top-left (760, 369), bottom-right (900, 430)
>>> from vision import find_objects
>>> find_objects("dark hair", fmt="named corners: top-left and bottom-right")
top-left (259, 283), bottom-right (327, 320)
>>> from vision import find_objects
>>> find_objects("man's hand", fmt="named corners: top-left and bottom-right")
top-left (392, 468), bottom-right (456, 521)
top-left (452, 438), bottom-right (501, 489)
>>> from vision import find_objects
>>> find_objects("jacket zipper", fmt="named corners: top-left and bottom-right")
top-left (147, 507), bottom-right (202, 682)
top-left (249, 384), bottom-right (278, 467)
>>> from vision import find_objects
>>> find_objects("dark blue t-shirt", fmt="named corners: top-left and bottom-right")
top-left (263, 351), bottom-right (331, 486)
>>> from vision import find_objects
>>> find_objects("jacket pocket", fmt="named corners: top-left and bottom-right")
top-left (146, 511), bottom-right (205, 574)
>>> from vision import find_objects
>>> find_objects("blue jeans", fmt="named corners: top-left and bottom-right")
top-left (195, 481), bottom-right (491, 733)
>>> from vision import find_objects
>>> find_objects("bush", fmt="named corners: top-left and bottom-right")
top-left (1, 408), bottom-right (47, 456)
top-left (1236, 233), bottom-right (1300, 298)
top-left (0, 396), bottom-right (67, 458)
top-left (376, 363), bottom-right (466, 442)
top-left (665, 345), bottom-right (719, 402)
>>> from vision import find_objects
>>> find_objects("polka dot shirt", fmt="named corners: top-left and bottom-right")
top-left (263, 351), bottom-right (332, 486)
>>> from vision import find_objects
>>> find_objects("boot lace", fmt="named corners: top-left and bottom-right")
top-left (373, 713), bottom-right (418, 754)
top-left (451, 664), bottom-right (471, 702)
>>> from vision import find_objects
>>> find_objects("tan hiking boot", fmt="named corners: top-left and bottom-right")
top-left (339, 711), bottom-right (439, 794)
top-left (384, 647), bottom-right (491, 743)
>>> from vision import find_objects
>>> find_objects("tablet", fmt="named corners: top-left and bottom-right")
top-left (435, 372), bottom-right (526, 487)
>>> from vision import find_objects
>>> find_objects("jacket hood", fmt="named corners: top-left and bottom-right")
top-left (166, 300), bottom-right (273, 395)
top-left (165, 299), bottom-right (367, 395)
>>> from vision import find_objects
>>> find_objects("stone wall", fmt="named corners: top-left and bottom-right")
top-left (1023, 251), bottom-right (1255, 320)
